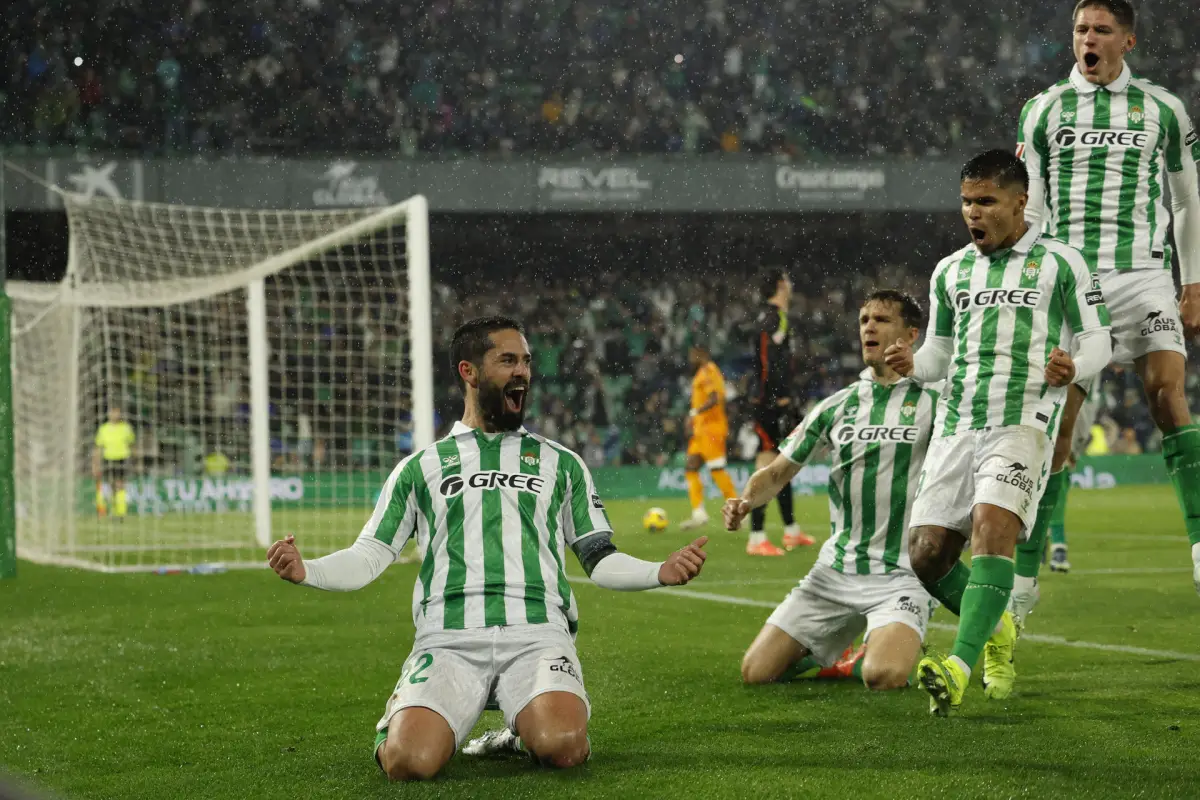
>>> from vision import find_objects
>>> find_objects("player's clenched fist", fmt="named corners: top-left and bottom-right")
top-left (1044, 347), bottom-right (1076, 387)
top-left (658, 536), bottom-right (708, 586)
top-left (883, 338), bottom-right (914, 376)
top-left (723, 497), bottom-right (752, 531)
top-left (267, 534), bottom-right (306, 584)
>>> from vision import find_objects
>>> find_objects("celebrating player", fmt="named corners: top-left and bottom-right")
top-left (730, 290), bottom-right (938, 690)
top-left (1016, 0), bottom-right (1200, 602)
top-left (266, 316), bottom-right (708, 781)
top-left (92, 406), bottom-right (135, 519)
top-left (885, 150), bottom-right (1112, 715)
top-left (679, 339), bottom-right (740, 530)
top-left (745, 268), bottom-right (814, 555)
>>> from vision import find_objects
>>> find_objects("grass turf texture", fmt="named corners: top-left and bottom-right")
top-left (2, 486), bottom-right (1197, 799)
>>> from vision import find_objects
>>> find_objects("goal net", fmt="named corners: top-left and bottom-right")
top-left (9, 193), bottom-right (433, 572)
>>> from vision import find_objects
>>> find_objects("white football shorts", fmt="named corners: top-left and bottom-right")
top-left (766, 564), bottom-right (934, 667)
top-left (1100, 269), bottom-right (1187, 366)
top-left (908, 425), bottom-right (1052, 539)
top-left (376, 623), bottom-right (590, 749)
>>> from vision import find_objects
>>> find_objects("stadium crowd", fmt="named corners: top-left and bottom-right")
top-left (108, 262), bottom-right (1200, 476)
top-left (7, 0), bottom-right (1200, 157)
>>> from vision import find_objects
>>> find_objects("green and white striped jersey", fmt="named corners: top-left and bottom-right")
top-left (779, 371), bottom-right (937, 575)
top-left (363, 421), bottom-right (611, 636)
top-left (927, 227), bottom-right (1111, 438)
top-left (1018, 63), bottom-right (1200, 272)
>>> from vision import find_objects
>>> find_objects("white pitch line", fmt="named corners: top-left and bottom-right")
top-left (572, 580), bottom-right (1200, 663)
top-left (1065, 567), bottom-right (1191, 575)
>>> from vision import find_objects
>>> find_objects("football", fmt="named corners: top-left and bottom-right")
top-left (642, 507), bottom-right (669, 533)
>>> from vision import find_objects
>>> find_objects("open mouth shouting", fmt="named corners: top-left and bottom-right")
top-left (503, 384), bottom-right (528, 414)
top-left (1083, 51), bottom-right (1101, 70)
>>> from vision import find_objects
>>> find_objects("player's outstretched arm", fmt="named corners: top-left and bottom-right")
top-left (266, 532), bottom-right (398, 591)
top-left (575, 533), bottom-right (708, 590)
top-left (723, 455), bottom-right (801, 531)
top-left (1168, 144), bottom-right (1200, 334)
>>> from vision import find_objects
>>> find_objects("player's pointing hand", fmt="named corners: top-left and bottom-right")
top-left (1044, 347), bottom-right (1076, 387)
top-left (658, 536), bottom-right (708, 586)
top-left (267, 534), bottom-right (307, 584)
top-left (723, 497), bottom-right (752, 531)
top-left (884, 338), bottom-right (914, 376)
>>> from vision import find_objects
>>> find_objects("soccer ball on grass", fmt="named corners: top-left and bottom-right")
top-left (642, 507), bottom-right (669, 533)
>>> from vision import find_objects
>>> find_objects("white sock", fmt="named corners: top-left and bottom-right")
top-left (949, 655), bottom-right (971, 681)
top-left (1008, 575), bottom-right (1039, 623)
top-left (748, 531), bottom-right (767, 547)
top-left (691, 507), bottom-right (709, 520)
top-left (784, 523), bottom-right (801, 535)
top-left (1192, 542), bottom-right (1200, 564)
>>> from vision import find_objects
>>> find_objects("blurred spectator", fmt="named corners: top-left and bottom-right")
top-left (6, 0), bottom-right (1199, 155)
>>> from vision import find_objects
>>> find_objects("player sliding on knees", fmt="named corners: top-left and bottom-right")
top-left (728, 290), bottom-right (939, 690)
top-left (885, 150), bottom-right (1111, 715)
top-left (1016, 0), bottom-right (1200, 600)
top-left (267, 316), bottom-right (708, 781)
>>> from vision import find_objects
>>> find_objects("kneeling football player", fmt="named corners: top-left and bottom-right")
top-left (728, 291), bottom-right (938, 691)
top-left (268, 316), bottom-right (708, 780)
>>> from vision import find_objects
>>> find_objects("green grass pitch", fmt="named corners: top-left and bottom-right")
top-left (2, 486), bottom-right (1198, 799)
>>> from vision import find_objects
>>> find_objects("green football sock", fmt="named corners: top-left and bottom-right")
top-left (1048, 469), bottom-right (1070, 547)
top-left (1016, 469), bottom-right (1066, 578)
top-left (928, 560), bottom-right (969, 617)
top-left (1163, 425), bottom-right (1200, 547)
top-left (951, 555), bottom-right (1015, 673)
top-left (781, 655), bottom-right (822, 681)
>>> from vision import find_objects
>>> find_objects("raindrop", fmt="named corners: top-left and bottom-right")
top-left (673, 54), bottom-right (683, 64)
top-left (74, 57), bottom-right (84, 66)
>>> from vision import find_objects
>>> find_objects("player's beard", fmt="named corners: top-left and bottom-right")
top-left (477, 378), bottom-right (528, 432)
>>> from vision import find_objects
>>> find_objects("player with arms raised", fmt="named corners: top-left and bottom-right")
top-left (745, 268), bottom-right (814, 555)
top-left (885, 150), bottom-right (1112, 715)
top-left (730, 290), bottom-right (939, 690)
top-left (679, 338), bottom-right (740, 530)
top-left (266, 316), bottom-right (708, 780)
top-left (1016, 0), bottom-right (1200, 604)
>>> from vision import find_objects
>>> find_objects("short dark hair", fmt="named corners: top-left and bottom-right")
top-left (1073, 0), bottom-right (1136, 31)
top-left (863, 289), bottom-right (923, 329)
top-left (961, 149), bottom-right (1030, 194)
top-left (758, 267), bottom-right (788, 301)
top-left (450, 315), bottom-right (525, 385)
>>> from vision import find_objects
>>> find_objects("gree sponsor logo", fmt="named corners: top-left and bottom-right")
top-left (438, 471), bottom-right (547, 497)
top-left (1054, 128), bottom-right (1149, 149)
top-left (832, 425), bottom-right (920, 446)
top-left (955, 288), bottom-right (1042, 311)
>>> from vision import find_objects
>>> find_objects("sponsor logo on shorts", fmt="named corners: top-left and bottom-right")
top-left (547, 656), bottom-right (581, 683)
top-left (956, 288), bottom-right (1042, 311)
top-left (894, 595), bottom-right (924, 617)
top-left (439, 471), bottom-right (547, 497)
top-left (996, 461), bottom-right (1035, 495)
top-left (833, 424), bottom-right (920, 445)
top-left (1141, 310), bottom-right (1178, 337)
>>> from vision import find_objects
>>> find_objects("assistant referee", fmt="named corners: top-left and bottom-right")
top-left (93, 406), bottom-right (135, 519)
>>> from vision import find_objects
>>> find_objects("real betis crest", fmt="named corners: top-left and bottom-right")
top-left (521, 453), bottom-right (539, 467)
top-left (900, 402), bottom-right (917, 422)
top-left (1022, 259), bottom-right (1040, 281)
top-left (1128, 105), bottom-right (1145, 124)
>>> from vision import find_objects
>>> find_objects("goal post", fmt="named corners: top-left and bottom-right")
top-left (10, 192), bottom-right (434, 572)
